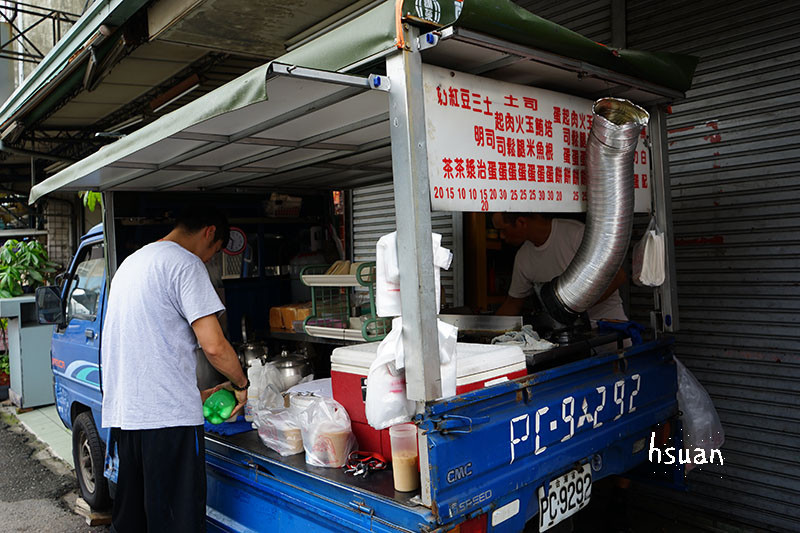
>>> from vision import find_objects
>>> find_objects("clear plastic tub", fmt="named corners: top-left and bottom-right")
top-left (389, 424), bottom-right (419, 492)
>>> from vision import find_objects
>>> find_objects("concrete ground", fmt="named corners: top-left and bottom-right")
top-left (0, 407), bottom-right (108, 533)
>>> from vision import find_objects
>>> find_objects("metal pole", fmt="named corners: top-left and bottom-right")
top-left (649, 106), bottom-right (679, 332)
top-left (386, 26), bottom-right (442, 402)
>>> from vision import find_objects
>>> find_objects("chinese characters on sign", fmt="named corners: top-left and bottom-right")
top-left (423, 65), bottom-right (652, 212)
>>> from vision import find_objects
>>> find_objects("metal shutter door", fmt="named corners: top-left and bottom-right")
top-left (514, 0), bottom-right (612, 43)
top-left (352, 182), bottom-right (463, 307)
top-left (624, 1), bottom-right (800, 531)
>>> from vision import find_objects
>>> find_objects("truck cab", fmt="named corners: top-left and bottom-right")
top-left (37, 223), bottom-right (110, 509)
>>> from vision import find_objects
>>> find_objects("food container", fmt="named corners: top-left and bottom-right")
top-left (389, 424), bottom-right (419, 492)
top-left (253, 409), bottom-right (304, 456)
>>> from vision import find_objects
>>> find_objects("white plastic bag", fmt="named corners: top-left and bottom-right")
top-left (296, 397), bottom-right (356, 467)
top-left (365, 319), bottom-right (415, 430)
top-left (394, 318), bottom-right (459, 399)
top-left (376, 232), bottom-right (453, 317)
top-left (253, 362), bottom-right (287, 412)
top-left (252, 408), bottom-right (304, 456)
top-left (365, 317), bottom-right (460, 430)
top-left (632, 218), bottom-right (665, 287)
top-left (675, 358), bottom-right (725, 472)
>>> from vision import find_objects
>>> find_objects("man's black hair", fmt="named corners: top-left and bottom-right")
top-left (174, 205), bottom-right (230, 245)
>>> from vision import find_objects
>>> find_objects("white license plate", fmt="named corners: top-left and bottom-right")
top-left (538, 463), bottom-right (592, 532)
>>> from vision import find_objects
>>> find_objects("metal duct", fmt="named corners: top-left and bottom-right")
top-left (541, 97), bottom-right (649, 324)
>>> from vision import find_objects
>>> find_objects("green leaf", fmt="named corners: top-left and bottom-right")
top-left (28, 270), bottom-right (43, 282)
top-left (0, 289), bottom-right (11, 299)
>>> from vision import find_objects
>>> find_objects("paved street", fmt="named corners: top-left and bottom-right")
top-left (0, 410), bottom-right (108, 533)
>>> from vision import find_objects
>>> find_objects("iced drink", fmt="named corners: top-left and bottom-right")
top-left (389, 424), bottom-right (419, 492)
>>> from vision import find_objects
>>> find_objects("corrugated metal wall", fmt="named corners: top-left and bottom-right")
top-left (517, 0), bottom-right (800, 531)
top-left (351, 182), bottom-right (462, 307)
top-left (626, 1), bottom-right (800, 531)
top-left (514, 0), bottom-right (612, 44)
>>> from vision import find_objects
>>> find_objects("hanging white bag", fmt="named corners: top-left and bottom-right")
top-left (364, 318), bottom-right (415, 430)
top-left (632, 218), bottom-right (665, 287)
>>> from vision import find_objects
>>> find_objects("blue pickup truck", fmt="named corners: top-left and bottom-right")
top-left (29, 2), bottom-right (694, 528)
top-left (36, 222), bottom-right (680, 532)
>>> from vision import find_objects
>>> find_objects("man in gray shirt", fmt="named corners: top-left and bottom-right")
top-left (102, 206), bottom-right (248, 532)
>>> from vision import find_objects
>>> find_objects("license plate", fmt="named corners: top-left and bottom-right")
top-left (538, 463), bottom-right (592, 532)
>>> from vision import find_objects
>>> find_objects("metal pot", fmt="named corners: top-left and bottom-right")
top-left (273, 350), bottom-right (311, 389)
top-left (239, 342), bottom-right (269, 368)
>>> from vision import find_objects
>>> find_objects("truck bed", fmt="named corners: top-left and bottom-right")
top-left (205, 431), bottom-right (435, 533)
top-left (204, 338), bottom-right (677, 533)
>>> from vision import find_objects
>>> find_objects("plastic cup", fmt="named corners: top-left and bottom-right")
top-left (389, 423), bottom-right (419, 492)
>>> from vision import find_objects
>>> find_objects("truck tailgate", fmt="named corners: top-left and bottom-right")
top-left (418, 339), bottom-right (677, 530)
top-left (205, 431), bottom-right (436, 533)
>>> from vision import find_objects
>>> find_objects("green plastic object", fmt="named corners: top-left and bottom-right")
top-left (203, 389), bottom-right (236, 425)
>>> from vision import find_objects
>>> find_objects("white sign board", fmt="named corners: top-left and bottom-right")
top-left (422, 65), bottom-right (652, 213)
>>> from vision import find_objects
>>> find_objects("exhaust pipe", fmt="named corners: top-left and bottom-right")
top-left (541, 98), bottom-right (649, 325)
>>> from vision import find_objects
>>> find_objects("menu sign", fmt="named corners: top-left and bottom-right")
top-left (422, 65), bottom-right (651, 213)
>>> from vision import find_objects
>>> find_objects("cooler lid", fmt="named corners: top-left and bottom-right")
top-left (331, 342), bottom-right (381, 368)
top-left (455, 343), bottom-right (525, 377)
top-left (331, 342), bottom-right (525, 377)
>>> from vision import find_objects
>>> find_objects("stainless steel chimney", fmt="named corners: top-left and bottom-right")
top-left (541, 98), bottom-right (649, 324)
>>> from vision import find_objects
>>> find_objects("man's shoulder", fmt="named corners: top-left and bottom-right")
top-left (554, 218), bottom-right (584, 231)
top-left (127, 241), bottom-right (199, 268)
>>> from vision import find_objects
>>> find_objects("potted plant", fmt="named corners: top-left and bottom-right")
top-left (0, 352), bottom-right (8, 381)
top-left (0, 239), bottom-right (58, 298)
top-left (0, 352), bottom-right (9, 401)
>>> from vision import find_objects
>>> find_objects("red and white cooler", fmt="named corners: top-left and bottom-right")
top-left (330, 342), bottom-right (527, 459)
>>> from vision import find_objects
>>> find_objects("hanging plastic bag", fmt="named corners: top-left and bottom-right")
top-left (365, 317), bottom-right (460, 429)
top-left (394, 318), bottom-right (459, 399)
top-left (252, 408), bottom-right (304, 456)
top-left (376, 232), bottom-right (453, 317)
top-left (365, 319), bottom-right (415, 430)
top-left (296, 397), bottom-right (357, 467)
top-left (675, 358), bottom-right (725, 472)
top-left (632, 218), bottom-right (665, 287)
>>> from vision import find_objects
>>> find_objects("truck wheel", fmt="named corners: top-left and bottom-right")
top-left (72, 412), bottom-right (111, 510)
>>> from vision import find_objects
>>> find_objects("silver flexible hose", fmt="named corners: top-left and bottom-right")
top-left (542, 98), bottom-right (649, 322)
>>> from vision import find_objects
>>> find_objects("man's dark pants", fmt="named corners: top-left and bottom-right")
top-left (110, 425), bottom-right (206, 533)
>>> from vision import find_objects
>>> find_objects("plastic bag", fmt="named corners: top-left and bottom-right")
top-left (675, 358), bottom-right (725, 472)
top-left (251, 362), bottom-right (287, 412)
top-left (365, 319), bottom-right (415, 430)
top-left (252, 408), bottom-right (304, 456)
top-left (296, 397), bottom-right (356, 467)
top-left (376, 232), bottom-right (452, 317)
top-left (632, 218), bottom-right (665, 287)
top-left (365, 317), bottom-right (460, 429)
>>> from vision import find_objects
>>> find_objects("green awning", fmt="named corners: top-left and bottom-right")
top-left (280, 0), bottom-right (697, 93)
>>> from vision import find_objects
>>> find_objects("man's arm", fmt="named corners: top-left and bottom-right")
top-left (598, 267), bottom-right (627, 303)
top-left (496, 295), bottom-right (525, 316)
top-left (192, 314), bottom-right (247, 412)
